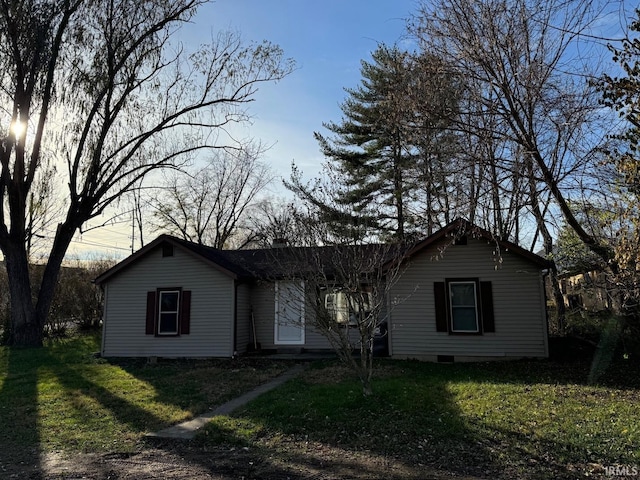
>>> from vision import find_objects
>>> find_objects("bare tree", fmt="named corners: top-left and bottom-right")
top-left (268, 237), bottom-right (407, 397)
top-left (411, 0), bottom-right (614, 261)
top-left (0, 0), bottom-right (293, 346)
top-left (149, 145), bottom-right (273, 248)
top-left (242, 197), bottom-right (310, 248)
top-left (260, 178), bottom-right (410, 396)
top-left (410, 0), bottom-right (617, 330)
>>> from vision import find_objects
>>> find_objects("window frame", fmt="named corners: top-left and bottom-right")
top-left (157, 288), bottom-right (181, 336)
top-left (323, 288), bottom-right (373, 327)
top-left (145, 287), bottom-right (191, 338)
top-left (447, 278), bottom-right (481, 335)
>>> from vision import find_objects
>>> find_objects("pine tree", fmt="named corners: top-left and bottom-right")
top-left (289, 44), bottom-right (461, 243)
top-left (313, 44), bottom-right (414, 241)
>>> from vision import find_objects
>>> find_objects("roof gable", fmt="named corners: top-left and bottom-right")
top-left (94, 235), bottom-right (252, 285)
top-left (403, 218), bottom-right (550, 268)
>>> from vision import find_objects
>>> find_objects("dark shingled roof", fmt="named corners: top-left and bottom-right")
top-left (94, 219), bottom-right (549, 286)
top-left (221, 243), bottom-right (405, 279)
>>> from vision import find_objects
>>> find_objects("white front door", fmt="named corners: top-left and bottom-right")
top-left (274, 280), bottom-right (305, 345)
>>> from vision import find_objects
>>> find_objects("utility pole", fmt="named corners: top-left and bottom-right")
top-left (131, 208), bottom-right (135, 254)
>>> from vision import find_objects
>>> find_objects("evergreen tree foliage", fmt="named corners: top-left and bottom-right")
top-left (290, 44), bottom-right (460, 242)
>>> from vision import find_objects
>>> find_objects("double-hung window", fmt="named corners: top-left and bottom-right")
top-left (145, 288), bottom-right (191, 336)
top-left (158, 290), bottom-right (180, 335)
top-left (324, 290), bottom-right (373, 326)
top-left (324, 292), bottom-right (349, 324)
top-left (448, 281), bottom-right (479, 333)
top-left (434, 278), bottom-right (495, 334)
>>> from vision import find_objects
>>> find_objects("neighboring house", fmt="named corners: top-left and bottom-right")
top-left (95, 219), bottom-right (550, 361)
top-left (558, 270), bottom-right (616, 312)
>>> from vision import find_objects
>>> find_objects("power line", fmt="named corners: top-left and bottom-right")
top-left (69, 239), bottom-right (131, 252)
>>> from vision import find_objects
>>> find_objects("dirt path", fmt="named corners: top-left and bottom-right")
top-left (32, 442), bottom-right (487, 480)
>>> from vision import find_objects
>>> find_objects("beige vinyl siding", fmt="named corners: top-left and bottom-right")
top-left (250, 281), bottom-right (333, 350)
top-left (250, 281), bottom-right (276, 349)
top-left (303, 306), bottom-right (334, 350)
top-left (101, 245), bottom-right (235, 358)
top-left (235, 282), bottom-right (252, 354)
top-left (390, 237), bottom-right (548, 359)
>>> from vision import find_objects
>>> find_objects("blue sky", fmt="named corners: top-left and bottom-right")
top-left (189, 0), bottom-right (419, 182)
top-left (69, 1), bottom-right (419, 256)
top-left (67, 0), bottom-right (630, 257)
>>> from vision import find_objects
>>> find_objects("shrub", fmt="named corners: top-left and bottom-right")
top-left (0, 258), bottom-right (116, 343)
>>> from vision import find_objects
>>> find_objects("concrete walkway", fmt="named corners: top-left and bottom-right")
top-left (147, 364), bottom-right (307, 440)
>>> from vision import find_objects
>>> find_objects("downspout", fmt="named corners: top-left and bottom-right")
top-left (100, 283), bottom-right (108, 356)
top-left (386, 278), bottom-right (393, 358)
top-left (232, 280), bottom-right (238, 358)
top-left (540, 268), bottom-right (550, 358)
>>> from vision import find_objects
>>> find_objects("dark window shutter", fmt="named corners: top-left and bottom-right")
top-left (180, 290), bottom-right (191, 335)
top-left (146, 291), bottom-right (156, 335)
top-left (480, 281), bottom-right (495, 332)
top-left (434, 282), bottom-right (448, 332)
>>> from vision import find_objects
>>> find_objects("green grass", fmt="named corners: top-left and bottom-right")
top-left (0, 333), bottom-right (289, 458)
top-left (200, 360), bottom-right (640, 479)
top-left (3, 334), bottom-right (639, 479)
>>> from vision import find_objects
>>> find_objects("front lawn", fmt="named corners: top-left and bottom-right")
top-left (0, 334), bottom-right (288, 459)
top-left (2, 333), bottom-right (639, 479)
top-left (201, 360), bottom-right (640, 479)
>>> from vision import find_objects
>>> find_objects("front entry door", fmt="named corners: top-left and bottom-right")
top-left (274, 280), bottom-right (305, 345)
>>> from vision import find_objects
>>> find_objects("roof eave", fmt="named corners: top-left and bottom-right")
top-left (402, 218), bottom-right (550, 269)
top-left (94, 235), bottom-right (241, 285)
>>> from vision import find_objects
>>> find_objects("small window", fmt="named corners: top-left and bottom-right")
top-left (146, 289), bottom-right (191, 336)
top-left (324, 292), bottom-right (349, 324)
top-left (434, 280), bottom-right (494, 334)
top-left (449, 281), bottom-right (479, 332)
top-left (162, 244), bottom-right (174, 257)
top-left (454, 235), bottom-right (468, 246)
top-left (158, 290), bottom-right (180, 334)
top-left (324, 290), bottom-right (372, 325)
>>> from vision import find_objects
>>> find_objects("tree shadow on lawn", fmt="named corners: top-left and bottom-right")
top-left (149, 435), bottom-right (481, 480)
top-left (0, 340), bottom-right (171, 477)
top-left (0, 347), bottom-right (42, 477)
top-left (42, 359), bottom-right (170, 437)
top-left (112, 356), bottom-right (293, 418)
top-left (178, 359), bottom-right (638, 480)
top-left (174, 368), bottom-right (502, 479)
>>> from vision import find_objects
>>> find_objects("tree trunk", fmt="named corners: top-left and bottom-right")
top-left (34, 223), bottom-right (77, 333)
top-left (425, 156), bottom-right (434, 236)
top-left (489, 158), bottom-right (504, 238)
top-left (526, 163), bottom-right (566, 332)
top-left (548, 264), bottom-right (566, 333)
top-left (393, 150), bottom-right (405, 241)
top-left (3, 221), bottom-right (78, 347)
top-left (4, 241), bottom-right (40, 346)
top-left (359, 337), bottom-right (374, 396)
